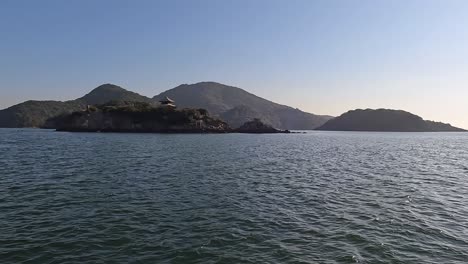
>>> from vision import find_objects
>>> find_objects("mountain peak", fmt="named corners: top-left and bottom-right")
top-left (192, 81), bottom-right (229, 86)
top-left (80, 84), bottom-right (151, 105)
top-left (0, 82), bottom-right (331, 130)
top-left (169, 82), bottom-right (244, 92)
top-left (88, 83), bottom-right (127, 93)
top-left (153, 82), bottom-right (331, 129)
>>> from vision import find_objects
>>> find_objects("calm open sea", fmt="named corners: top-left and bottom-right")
top-left (1, 129), bottom-right (467, 263)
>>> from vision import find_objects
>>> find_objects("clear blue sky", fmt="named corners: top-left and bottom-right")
top-left (1, 0), bottom-right (467, 128)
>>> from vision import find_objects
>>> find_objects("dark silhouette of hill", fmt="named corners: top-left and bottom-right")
top-left (153, 82), bottom-right (331, 129)
top-left (220, 105), bottom-right (263, 128)
top-left (0, 100), bottom-right (84, 128)
top-left (316, 109), bottom-right (465, 132)
top-left (0, 84), bottom-right (152, 128)
top-left (77, 84), bottom-right (153, 105)
top-left (0, 82), bottom-right (329, 129)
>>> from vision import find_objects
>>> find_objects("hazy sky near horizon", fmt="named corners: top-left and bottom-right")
top-left (1, 0), bottom-right (468, 128)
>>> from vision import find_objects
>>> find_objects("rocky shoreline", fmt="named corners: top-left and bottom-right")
top-left (51, 102), bottom-right (291, 134)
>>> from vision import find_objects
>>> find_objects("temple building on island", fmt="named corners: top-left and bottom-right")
top-left (159, 96), bottom-right (176, 108)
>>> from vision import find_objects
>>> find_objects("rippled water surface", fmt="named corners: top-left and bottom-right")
top-left (1, 129), bottom-right (468, 263)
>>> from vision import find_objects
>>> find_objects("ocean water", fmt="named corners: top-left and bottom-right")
top-left (0, 129), bottom-right (467, 264)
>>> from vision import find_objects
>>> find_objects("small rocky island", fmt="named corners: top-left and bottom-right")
top-left (50, 100), bottom-right (289, 134)
top-left (236, 118), bottom-right (290, 133)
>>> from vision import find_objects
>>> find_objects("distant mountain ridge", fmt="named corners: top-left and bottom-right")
top-left (316, 109), bottom-right (465, 132)
top-left (0, 82), bottom-right (331, 129)
top-left (2, 84), bottom-right (463, 131)
top-left (153, 82), bottom-right (331, 129)
top-left (0, 84), bottom-right (153, 128)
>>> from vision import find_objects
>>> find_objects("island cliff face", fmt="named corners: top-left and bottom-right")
top-left (54, 102), bottom-right (230, 133)
top-left (53, 102), bottom-right (289, 134)
top-left (316, 109), bottom-right (465, 132)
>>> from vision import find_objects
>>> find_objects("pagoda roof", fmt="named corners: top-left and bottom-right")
top-left (160, 96), bottom-right (175, 103)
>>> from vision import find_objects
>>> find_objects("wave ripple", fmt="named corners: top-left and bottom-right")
top-left (1, 129), bottom-right (467, 263)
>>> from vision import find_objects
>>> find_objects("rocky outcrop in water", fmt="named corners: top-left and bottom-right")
top-left (235, 118), bottom-right (290, 133)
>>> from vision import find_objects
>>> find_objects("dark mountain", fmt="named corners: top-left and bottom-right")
top-left (0, 84), bottom-right (152, 128)
top-left (1, 82), bottom-right (329, 129)
top-left (77, 84), bottom-right (153, 105)
top-left (0, 100), bottom-right (85, 128)
top-left (153, 82), bottom-right (331, 129)
top-left (220, 105), bottom-right (263, 128)
top-left (316, 109), bottom-right (465, 132)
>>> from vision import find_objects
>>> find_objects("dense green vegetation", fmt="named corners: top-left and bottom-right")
top-left (53, 101), bottom-right (230, 133)
top-left (0, 100), bottom-right (84, 128)
top-left (98, 101), bottom-right (213, 126)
